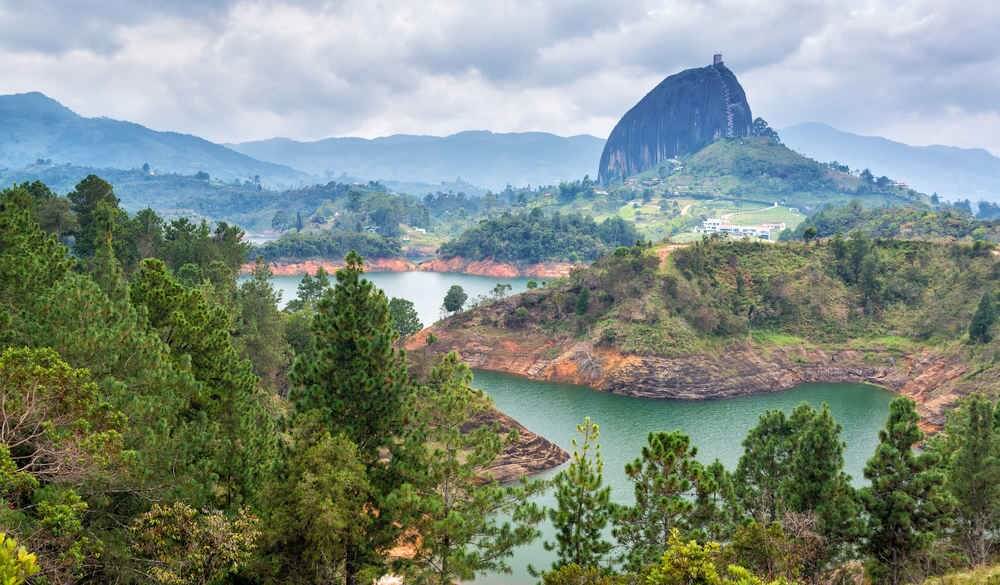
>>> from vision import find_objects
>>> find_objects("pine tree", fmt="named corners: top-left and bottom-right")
top-left (735, 410), bottom-right (793, 522)
top-left (289, 251), bottom-right (412, 585)
top-left (613, 431), bottom-right (704, 572)
top-left (538, 417), bottom-right (613, 575)
top-left (968, 292), bottom-right (995, 343)
top-left (942, 395), bottom-right (1000, 565)
top-left (394, 352), bottom-right (544, 584)
top-left (259, 414), bottom-right (372, 584)
top-left (131, 258), bottom-right (279, 509)
top-left (236, 257), bottom-right (290, 391)
top-left (67, 175), bottom-right (122, 258)
top-left (861, 398), bottom-right (952, 585)
top-left (782, 404), bottom-right (861, 568)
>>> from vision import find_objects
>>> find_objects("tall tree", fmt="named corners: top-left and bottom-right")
top-left (289, 251), bottom-right (412, 585)
top-left (613, 431), bottom-right (705, 572)
top-left (861, 398), bottom-right (951, 585)
top-left (968, 292), bottom-right (995, 344)
top-left (734, 410), bottom-right (793, 523)
top-left (782, 404), bottom-right (861, 569)
top-left (67, 174), bottom-right (122, 258)
top-left (388, 297), bottom-right (423, 339)
top-left (941, 395), bottom-right (1000, 566)
top-left (131, 258), bottom-right (279, 509)
top-left (443, 285), bottom-right (468, 314)
top-left (237, 257), bottom-right (290, 391)
top-left (258, 414), bottom-right (372, 584)
top-left (394, 352), bottom-right (543, 585)
top-left (538, 417), bottom-right (613, 575)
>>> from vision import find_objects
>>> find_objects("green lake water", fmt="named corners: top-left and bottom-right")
top-left (470, 372), bottom-right (894, 584)
top-left (260, 271), bottom-right (895, 584)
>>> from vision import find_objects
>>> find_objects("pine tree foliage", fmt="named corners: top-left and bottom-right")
top-left (939, 395), bottom-right (1000, 566)
top-left (539, 417), bottom-right (613, 575)
top-left (394, 351), bottom-right (543, 585)
top-left (861, 398), bottom-right (952, 585)
top-left (614, 431), bottom-right (706, 572)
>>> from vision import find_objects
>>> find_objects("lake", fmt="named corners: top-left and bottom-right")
top-left (260, 270), bottom-right (894, 584)
top-left (260, 271), bottom-right (532, 326)
top-left (471, 372), bottom-right (893, 584)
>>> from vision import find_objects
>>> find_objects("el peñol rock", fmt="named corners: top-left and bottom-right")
top-left (598, 54), bottom-right (753, 183)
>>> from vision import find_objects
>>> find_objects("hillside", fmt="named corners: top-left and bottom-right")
top-left (231, 130), bottom-right (605, 190)
top-left (652, 136), bottom-right (928, 210)
top-left (784, 201), bottom-right (1000, 242)
top-left (782, 122), bottom-right (1000, 202)
top-left (0, 92), bottom-right (306, 185)
top-left (410, 238), bottom-right (1000, 429)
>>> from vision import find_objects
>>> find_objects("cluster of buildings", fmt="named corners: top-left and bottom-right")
top-left (700, 218), bottom-right (786, 241)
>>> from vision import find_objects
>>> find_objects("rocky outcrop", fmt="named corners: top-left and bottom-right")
top-left (473, 408), bottom-right (568, 482)
top-left (598, 58), bottom-right (753, 183)
top-left (408, 322), bottom-right (996, 432)
top-left (418, 256), bottom-right (578, 279)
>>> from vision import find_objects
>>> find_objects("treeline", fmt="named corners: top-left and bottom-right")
top-left (785, 201), bottom-right (1000, 243)
top-left (482, 235), bottom-right (996, 360)
top-left (255, 230), bottom-right (402, 261)
top-left (439, 209), bottom-right (641, 263)
top-left (535, 391), bottom-right (1000, 585)
top-left (0, 178), bottom-right (551, 585)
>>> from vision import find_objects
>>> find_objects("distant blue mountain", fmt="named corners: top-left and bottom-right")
top-left (230, 130), bottom-right (606, 190)
top-left (0, 92), bottom-right (306, 186)
top-left (781, 122), bottom-right (1000, 202)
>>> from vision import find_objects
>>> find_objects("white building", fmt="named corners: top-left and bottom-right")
top-left (701, 218), bottom-right (786, 241)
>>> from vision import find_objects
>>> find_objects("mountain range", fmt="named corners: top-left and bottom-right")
top-left (781, 122), bottom-right (1000, 201)
top-left (0, 92), bottom-right (306, 186)
top-left (229, 131), bottom-right (605, 190)
top-left (1, 91), bottom-right (998, 203)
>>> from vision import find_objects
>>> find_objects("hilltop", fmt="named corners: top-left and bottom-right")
top-left (599, 57), bottom-right (753, 183)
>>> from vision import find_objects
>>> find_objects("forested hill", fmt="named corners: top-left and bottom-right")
top-left (0, 92), bottom-right (306, 185)
top-left (784, 201), bottom-right (1000, 242)
top-left (231, 130), bottom-right (605, 190)
top-left (438, 210), bottom-right (640, 263)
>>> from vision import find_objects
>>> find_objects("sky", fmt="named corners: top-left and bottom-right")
top-left (1, 0), bottom-right (999, 153)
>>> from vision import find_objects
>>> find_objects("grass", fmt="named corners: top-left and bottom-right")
top-left (725, 205), bottom-right (805, 228)
top-left (750, 330), bottom-right (809, 347)
top-left (924, 565), bottom-right (1000, 584)
top-left (847, 335), bottom-right (923, 354)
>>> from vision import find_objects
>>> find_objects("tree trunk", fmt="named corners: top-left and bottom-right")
top-left (345, 544), bottom-right (359, 585)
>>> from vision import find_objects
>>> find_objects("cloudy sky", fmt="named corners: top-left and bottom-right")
top-left (1, 0), bottom-right (998, 152)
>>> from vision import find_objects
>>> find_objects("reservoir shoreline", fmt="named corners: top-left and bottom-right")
top-left (242, 256), bottom-right (579, 279)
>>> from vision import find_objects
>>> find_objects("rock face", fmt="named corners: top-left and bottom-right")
top-left (407, 307), bottom-right (998, 433)
top-left (598, 58), bottom-right (753, 183)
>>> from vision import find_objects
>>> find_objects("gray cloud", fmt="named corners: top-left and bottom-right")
top-left (0, 0), bottom-right (998, 154)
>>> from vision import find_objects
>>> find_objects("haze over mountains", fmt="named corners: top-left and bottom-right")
top-left (0, 92), bottom-right (306, 185)
top-left (782, 122), bottom-right (1000, 201)
top-left (1, 90), bottom-right (998, 203)
top-left (230, 131), bottom-right (605, 190)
